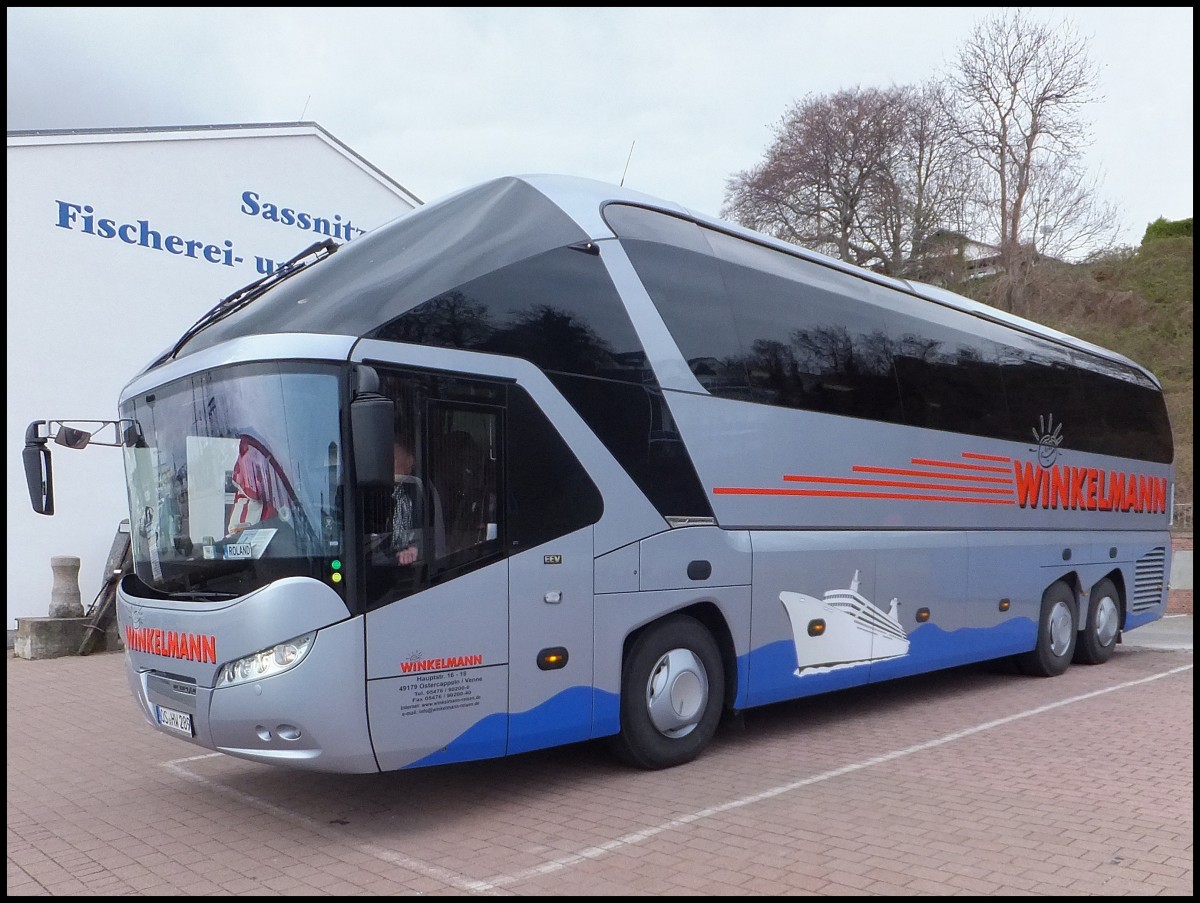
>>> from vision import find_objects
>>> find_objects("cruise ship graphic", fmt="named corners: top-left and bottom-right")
top-left (779, 571), bottom-right (910, 675)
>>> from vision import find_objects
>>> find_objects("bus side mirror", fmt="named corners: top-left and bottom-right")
top-left (351, 394), bottom-right (395, 487)
top-left (55, 425), bottom-right (92, 449)
top-left (23, 422), bottom-right (55, 516)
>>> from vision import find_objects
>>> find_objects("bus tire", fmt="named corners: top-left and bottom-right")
top-left (1073, 578), bottom-right (1121, 665)
top-left (1016, 581), bottom-right (1077, 677)
top-left (610, 615), bottom-right (724, 770)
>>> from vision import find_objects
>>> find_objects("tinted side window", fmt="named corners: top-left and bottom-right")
top-left (881, 290), bottom-right (1011, 436)
top-left (549, 373), bottom-right (714, 519)
top-left (997, 337), bottom-right (1090, 450)
top-left (505, 386), bottom-right (604, 550)
top-left (703, 229), bottom-right (903, 422)
top-left (609, 205), bottom-right (903, 419)
top-left (891, 329), bottom-right (1010, 435)
top-left (370, 245), bottom-right (648, 384)
top-left (1072, 353), bottom-right (1173, 462)
top-left (605, 204), bottom-right (1173, 465)
top-left (604, 206), bottom-right (751, 396)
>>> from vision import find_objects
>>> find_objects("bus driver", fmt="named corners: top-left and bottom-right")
top-left (386, 434), bottom-right (445, 566)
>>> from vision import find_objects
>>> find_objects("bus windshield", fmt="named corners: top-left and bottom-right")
top-left (118, 362), bottom-right (345, 599)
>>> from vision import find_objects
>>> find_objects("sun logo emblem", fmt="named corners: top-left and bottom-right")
top-left (1031, 414), bottom-right (1064, 468)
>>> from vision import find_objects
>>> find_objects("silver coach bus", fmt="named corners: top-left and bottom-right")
top-left (24, 175), bottom-right (1174, 773)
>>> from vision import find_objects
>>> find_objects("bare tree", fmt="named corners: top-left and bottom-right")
top-left (722, 84), bottom-right (966, 276)
top-left (1024, 154), bottom-right (1123, 261)
top-left (877, 81), bottom-right (975, 276)
top-left (722, 86), bottom-right (908, 271)
top-left (946, 9), bottom-right (1117, 306)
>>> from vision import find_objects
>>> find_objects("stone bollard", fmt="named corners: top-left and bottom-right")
top-left (49, 555), bottom-right (85, 618)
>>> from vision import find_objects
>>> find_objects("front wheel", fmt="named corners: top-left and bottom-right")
top-left (609, 615), bottom-right (724, 770)
top-left (1015, 581), bottom-right (1078, 677)
top-left (1073, 578), bottom-right (1121, 665)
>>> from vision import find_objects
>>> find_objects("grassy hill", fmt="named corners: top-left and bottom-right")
top-left (959, 235), bottom-right (1193, 532)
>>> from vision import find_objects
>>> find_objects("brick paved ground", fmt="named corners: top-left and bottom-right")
top-left (7, 639), bottom-right (1192, 896)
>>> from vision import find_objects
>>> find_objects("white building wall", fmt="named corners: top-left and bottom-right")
top-left (6, 124), bottom-right (420, 628)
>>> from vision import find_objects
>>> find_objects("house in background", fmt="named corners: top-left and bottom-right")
top-left (6, 122), bottom-right (422, 630)
top-left (904, 229), bottom-right (1003, 285)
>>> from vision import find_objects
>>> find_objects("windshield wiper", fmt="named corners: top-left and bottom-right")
top-left (160, 238), bottom-right (339, 364)
top-left (172, 590), bottom-right (241, 601)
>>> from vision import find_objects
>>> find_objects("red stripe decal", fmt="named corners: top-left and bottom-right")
top-left (713, 487), bottom-right (1015, 504)
top-left (852, 465), bottom-right (1012, 485)
top-left (782, 474), bottom-right (1012, 495)
top-left (909, 457), bottom-right (1011, 473)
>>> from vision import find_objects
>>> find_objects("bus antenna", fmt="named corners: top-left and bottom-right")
top-left (620, 141), bottom-right (636, 187)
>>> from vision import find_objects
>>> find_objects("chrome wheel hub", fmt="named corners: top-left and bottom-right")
top-left (1094, 593), bottom-right (1119, 647)
top-left (1048, 599), bottom-right (1074, 657)
top-left (644, 648), bottom-right (709, 738)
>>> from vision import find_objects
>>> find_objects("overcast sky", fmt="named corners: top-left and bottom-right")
top-left (7, 7), bottom-right (1193, 249)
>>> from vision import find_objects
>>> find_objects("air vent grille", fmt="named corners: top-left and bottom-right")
top-left (1132, 547), bottom-right (1167, 612)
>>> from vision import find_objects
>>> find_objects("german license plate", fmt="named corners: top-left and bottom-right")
top-left (155, 704), bottom-right (194, 737)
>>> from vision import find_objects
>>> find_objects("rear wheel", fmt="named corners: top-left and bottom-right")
top-left (1073, 578), bottom-right (1121, 665)
top-left (1016, 581), bottom-right (1077, 677)
top-left (609, 615), bottom-right (724, 770)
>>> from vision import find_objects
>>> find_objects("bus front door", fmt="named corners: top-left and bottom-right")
top-left (364, 557), bottom-right (512, 771)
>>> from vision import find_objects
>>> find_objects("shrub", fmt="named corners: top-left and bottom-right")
top-left (1143, 216), bottom-right (1193, 242)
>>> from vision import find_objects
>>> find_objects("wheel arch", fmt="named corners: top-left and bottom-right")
top-left (1049, 570), bottom-right (1083, 623)
top-left (1098, 568), bottom-right (1128, 630)
top-left (619, 601), bottom-right (737, 714)
top-left (1060, 569), bottom-right (1129, 632)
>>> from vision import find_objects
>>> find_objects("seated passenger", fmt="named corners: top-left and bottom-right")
top-left (368, 435), bottom-right (445, 567)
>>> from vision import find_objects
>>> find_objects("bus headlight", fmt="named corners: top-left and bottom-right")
top-left (217, 631), bottom-right (316, 687)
